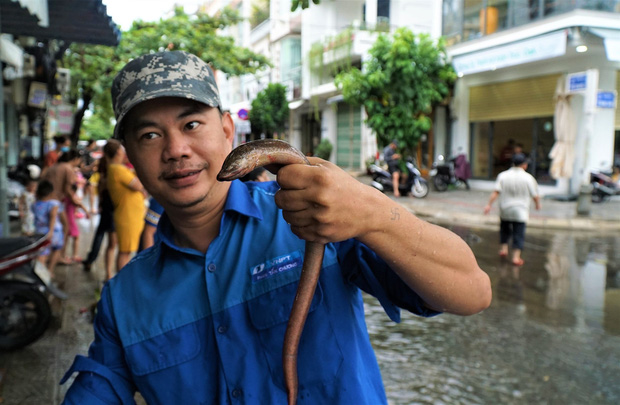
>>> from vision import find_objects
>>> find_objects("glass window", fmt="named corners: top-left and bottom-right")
top-left (469, 117), bottom-right (557, 184)
top-left (463, 0), bottom-right (483, 40)
top-left (442, 0), bottom-right (463, 45)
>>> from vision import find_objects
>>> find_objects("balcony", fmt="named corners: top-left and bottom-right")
top-left (308, 25), bottom-right (383, 89)
top-left (443, 0), bottom-right (620, 46)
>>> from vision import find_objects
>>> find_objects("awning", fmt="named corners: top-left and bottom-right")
top-left (590, 28), bottom-right (620, 62)
top-left (0, 0), bottom-right (121, 46)
top-left (288, 99), bottom-right (306, 110)
top-left (0, 34), bottom-right (24, 68)
top-left (12, 0), bottom-right (48, 27)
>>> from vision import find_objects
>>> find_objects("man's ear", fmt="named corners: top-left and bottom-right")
top-left (221, 111), bottom-right (235, 144)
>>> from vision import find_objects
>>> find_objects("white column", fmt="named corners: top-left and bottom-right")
top-left (365, 0), bottom-right (377, 26)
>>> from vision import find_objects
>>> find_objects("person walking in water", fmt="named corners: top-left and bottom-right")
top-left (484, 153), bottom-right (541, 266)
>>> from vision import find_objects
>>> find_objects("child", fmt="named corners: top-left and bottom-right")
top-left (32, 180), bottom-right (64, 278)
top-left (60, 183), bottom-right (90, 264)
top-left (18, 178), bottom-right (38, 236)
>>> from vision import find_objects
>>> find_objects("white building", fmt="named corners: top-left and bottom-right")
top-left (210, 0), bottom-right (442, 171)
top-left (444, 0), bottom-right (620, 195)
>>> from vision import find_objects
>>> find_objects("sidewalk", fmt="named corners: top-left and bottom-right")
top-left (356, 174), bottom-right (620, 232)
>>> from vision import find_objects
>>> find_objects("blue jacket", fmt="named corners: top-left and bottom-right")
top-left (61, 180), bottom-right (438, 404)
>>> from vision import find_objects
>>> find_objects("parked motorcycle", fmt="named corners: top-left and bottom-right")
top-left (591, 170), bottom-right (620, 203)
top-left (0, 234), bottom-right (67, 350)
top-left (369, 158), bottom-right (429, 198)
top-left (430, 154), bottom-right (471, 192)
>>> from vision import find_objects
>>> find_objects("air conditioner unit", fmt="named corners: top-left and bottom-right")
top-left (55, 68), bottom-right (71, 95)
top-left (23, 54), bottom-right (36, 77)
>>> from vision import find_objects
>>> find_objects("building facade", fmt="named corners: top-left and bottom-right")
top-left (212, 0), bottom-right (442, 171)
top-left (444, 0), bottom-right (620, 195)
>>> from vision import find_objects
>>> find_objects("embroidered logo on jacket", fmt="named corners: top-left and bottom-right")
top-left (250, 251), bottom-right (302, 283)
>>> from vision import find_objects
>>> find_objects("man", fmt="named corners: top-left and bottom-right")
top-left (383, 139), bottom-right (402, 197)
top-left (61, 51), bottom-right (491, 404)
top-left (484, 153), bottom-right (541, 266)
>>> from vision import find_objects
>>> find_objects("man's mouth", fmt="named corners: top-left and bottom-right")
top-left (164, 169), bottom-right (202, 180)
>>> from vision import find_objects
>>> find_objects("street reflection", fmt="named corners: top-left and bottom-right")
top-left (367, 226), bottom-right (620, 404)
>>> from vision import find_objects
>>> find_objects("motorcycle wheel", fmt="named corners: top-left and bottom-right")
top-left (433, 176), bottom-right (449, 192)
top-left (0, 281), bottom-right (52, 350)
top-left (411, 180), bottom-right (429, 198)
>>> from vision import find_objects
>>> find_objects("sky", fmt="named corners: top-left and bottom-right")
top-left (102, 0), bottom-right (205, 30)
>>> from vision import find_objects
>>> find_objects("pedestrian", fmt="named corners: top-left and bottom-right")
top-left (484, 153), bottom-right (541, 266)
top-left (18, 177), bottom-right (38, 236)
top-left (383, 139), bottom-right (402, 197)
top-left (43, 135), bottom-right (70, 169)
top-left (32, 180), bottom-right (63, 278)
top-left (82, 152), bottom-right (117, 281)
top-left (61, 51), bottom-right (491, 404)
top-left (104, 139), bottom-right (147, 271)
top-left (80, 139), bottom-right (100, 214)
top-left (41, 148), bottom-right (85, 265)
top-left (139, 196), bottom-right (164, 251)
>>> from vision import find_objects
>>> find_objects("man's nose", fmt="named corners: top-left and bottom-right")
top-left (162, 131), bottom-right (191, 161)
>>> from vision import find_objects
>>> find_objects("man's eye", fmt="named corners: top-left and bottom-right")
top-left (186, 121), bottom-right (199, 130)
top-left (140, 132), bottom-right (159, 141)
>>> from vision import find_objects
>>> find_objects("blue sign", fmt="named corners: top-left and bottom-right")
top-left (568, 73), bottom-right (587, 92)
top-left (596, 91), bottom-right (616, 109)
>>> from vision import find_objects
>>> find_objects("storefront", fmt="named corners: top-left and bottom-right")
top-left (448, 22), bottom-right (620, 195)
top-left (468, 73), bottom-right (559, 184)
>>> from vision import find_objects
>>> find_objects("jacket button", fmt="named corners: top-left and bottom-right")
top-left (217, 325), bottom-right (228, 334)
top-left (208, 263), bottom-right (216, 272)
top-left (232, 388), bottom-right (242, 398)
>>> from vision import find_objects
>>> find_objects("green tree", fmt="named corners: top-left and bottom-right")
top-left (291, 0), bottom-right (320, 11)
top-left (249, 83), bottom-right (289, 138)
top-left (60, 6), bottom-right (271, 143)
top-left (250, 0), bottom-right (270, 29)
top-left (335, 27), bottom-right (456, 153)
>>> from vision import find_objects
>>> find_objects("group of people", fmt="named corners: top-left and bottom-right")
top-left (17, 134), bottom-right (166, 282)
top-left (18, 139), bottom-right (92, 277)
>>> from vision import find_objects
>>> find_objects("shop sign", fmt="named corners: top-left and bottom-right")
top-left (596, 90), bottom-right (616, 109)
top-left (452, 31), bottom-right (566, 75)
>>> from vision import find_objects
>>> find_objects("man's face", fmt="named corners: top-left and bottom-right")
top-left (122, 97), bottom-right (234, 213)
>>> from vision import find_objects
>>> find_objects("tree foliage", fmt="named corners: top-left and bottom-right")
top-left (60, 6), bottom-right (271, 143)
top-left (249, 83), bottom-right (289, 138)
top-left (291, 0), bottom-right (320, 11)
top-left (335, 27), bottom-right (456, 153)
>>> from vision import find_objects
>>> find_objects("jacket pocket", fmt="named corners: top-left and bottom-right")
top-left (124, 322), bottom-right (201, 376)
top-left (247, 280), bottom-right (344, 388)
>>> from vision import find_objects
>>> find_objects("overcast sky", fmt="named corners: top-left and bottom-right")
top-left (102, 0), bottom-right (205, 30)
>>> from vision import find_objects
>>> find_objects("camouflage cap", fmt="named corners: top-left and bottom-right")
top-left (111, 51), bottom-right (221, 139)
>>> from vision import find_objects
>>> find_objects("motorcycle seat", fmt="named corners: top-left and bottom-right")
top-left (0, 234), bottom-right (48, 259)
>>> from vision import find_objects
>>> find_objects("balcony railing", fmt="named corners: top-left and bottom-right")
top-left (443, 0), bottom-right (620, 46)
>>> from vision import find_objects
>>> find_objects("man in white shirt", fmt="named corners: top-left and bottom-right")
top-left (484, 153), bottom-right (541, 266)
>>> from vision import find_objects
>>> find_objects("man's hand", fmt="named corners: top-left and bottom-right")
top-left (274, 157), bottom-right (375, 244)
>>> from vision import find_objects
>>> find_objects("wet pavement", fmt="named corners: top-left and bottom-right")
top-left (1, 178), bottom-right (619, 404)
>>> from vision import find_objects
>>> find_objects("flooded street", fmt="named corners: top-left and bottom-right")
top-left (370, 226), bottom-right (620, 405)
top-left (1, 221), bottom-right (619, 404)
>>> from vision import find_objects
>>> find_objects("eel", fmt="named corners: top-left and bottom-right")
top-left (217, 139), bottom-right (324, 405)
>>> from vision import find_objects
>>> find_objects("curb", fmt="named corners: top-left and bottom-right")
top-left (408, 206), bottom-right (620, 232)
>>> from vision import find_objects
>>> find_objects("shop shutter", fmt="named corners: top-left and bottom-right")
top-left (469, 73), bottom-right (561, 122)
top-left (336, 103), bottom-right (361, 168)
